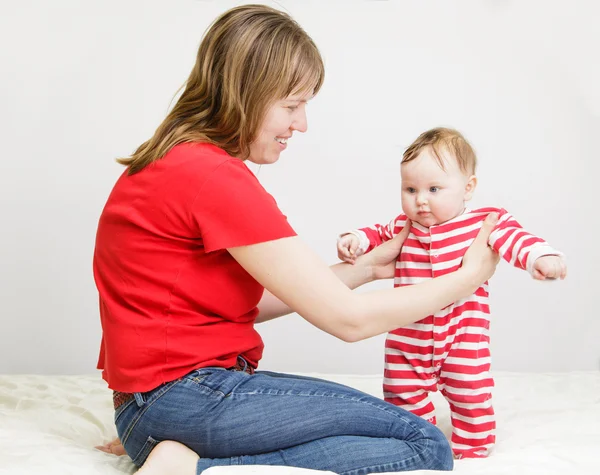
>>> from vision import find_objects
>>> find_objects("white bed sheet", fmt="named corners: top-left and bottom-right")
top-left (1, 371), bottom-right (598, 475)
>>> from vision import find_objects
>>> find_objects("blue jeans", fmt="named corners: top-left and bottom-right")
top-left (115, 367), bottom-right (453, 474)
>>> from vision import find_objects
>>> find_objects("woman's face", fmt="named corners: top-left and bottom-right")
top-left (247, 92), bottom-right (311, 165)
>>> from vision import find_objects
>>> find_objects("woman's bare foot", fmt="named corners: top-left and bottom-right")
top-left (95, 437), bottom-right (126, 456)
top-left (137, 440), bottom-right (199, 475)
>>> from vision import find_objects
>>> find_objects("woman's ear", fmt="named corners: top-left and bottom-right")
top-left (464, 175), bottom-right (477, 201)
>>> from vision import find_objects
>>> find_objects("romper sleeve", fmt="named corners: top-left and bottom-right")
top-left (488, 208), bottom-right (563, 275)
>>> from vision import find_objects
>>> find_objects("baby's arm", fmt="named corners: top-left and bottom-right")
top-left (337, 214), bottom-right (407, 263)
top-left (487, 208), bottom-right (566, 279)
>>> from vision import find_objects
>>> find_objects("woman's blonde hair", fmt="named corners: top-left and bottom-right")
top-left (402, 127), bottom-right (477, 175)
top-left (118, 4), bottom-right (324, 174)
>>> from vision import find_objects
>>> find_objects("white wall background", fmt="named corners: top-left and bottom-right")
top-left (1, 0), bottom-right (598, 375)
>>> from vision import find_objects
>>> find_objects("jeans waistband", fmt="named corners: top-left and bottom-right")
top-left (113, 356), bottom-right (255, 410)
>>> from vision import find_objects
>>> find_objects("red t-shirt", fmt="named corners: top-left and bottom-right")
top-left (93, 143), bottom-right (296, 392)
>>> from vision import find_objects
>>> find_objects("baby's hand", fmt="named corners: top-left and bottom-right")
top-left (532, 255), bottom-right (567, 280)
top-left (337, 234), bottom-right (363, 264)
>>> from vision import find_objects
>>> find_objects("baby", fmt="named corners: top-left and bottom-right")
top-left (337, 128), bottom-right (566, 459)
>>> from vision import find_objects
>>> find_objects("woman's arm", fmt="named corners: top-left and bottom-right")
top-left (231, 214), bottom-right (500, 341)
top-left (256, 262), bottom-right (375, 323)
top-left (256, 222), bottom-right (412, 323)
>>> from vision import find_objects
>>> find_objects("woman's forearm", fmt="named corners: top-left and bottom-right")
top-left (256, 263), bottom-right (477, 334)
top-left (344, 267), bottom-right (479, 341)
top-left (256, 260), bottom-right (374, 323)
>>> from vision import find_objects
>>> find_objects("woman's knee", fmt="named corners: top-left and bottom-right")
top-left (423, 426), bottom-right (453, 471)
top-left (392, 413), bottom-right (453, 470)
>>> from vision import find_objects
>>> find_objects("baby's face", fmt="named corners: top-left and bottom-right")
top-left (401, 147), bottom-right (476, 228)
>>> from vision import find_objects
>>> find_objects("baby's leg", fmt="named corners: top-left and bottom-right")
top-left (384, 330), bottom-right (438, 424)
top-left (439, 344), bottom-right (495, 458)
top-left (384, 384), bottom-right (436, 425)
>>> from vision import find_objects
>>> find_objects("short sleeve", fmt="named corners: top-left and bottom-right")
top-left (191, 159), bottom-right (296, 252)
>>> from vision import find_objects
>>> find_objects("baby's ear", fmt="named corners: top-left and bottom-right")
top-left (464, 175), bottom-right (477, 201)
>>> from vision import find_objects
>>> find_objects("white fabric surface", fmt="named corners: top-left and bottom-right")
top-left (0, 372), bottom-right (598, 475)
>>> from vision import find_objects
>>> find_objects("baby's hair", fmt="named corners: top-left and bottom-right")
top-left (403, 127), bottom-right (477, 175)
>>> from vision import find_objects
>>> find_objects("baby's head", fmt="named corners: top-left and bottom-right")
top-left (401, 128), bottom-right (477, 228)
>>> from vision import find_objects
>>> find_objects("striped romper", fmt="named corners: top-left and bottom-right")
top-left (348, 207), bottom-right (561, 458)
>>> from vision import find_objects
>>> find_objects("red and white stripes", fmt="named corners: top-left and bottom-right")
top-left (352, 207), bottom-right (560, 458)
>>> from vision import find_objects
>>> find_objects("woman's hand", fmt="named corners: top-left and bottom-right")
top-left (95, 437), bottom-right (126, 456)
top-left (461, 212), bottom-right (501, 287)
top-left (358, 222), bottom-right (412, 281)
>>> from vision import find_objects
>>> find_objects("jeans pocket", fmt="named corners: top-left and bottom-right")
top-left (118, 380), bottom-right (181, 446)
top-left (132, 435), bottom-right (160, 467)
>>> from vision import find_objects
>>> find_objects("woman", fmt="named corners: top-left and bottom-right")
top-left (94, 4), bottom-right (499, 474)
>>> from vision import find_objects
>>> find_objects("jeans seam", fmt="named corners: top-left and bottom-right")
top-left (230, 391), bottom-right (425, 435)
top-left (339, 439), bottom-right (434, 475)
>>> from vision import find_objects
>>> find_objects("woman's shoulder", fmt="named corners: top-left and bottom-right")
top-left (147, 142), bottom-right (252, 189)
top-left (168, 142), bottom-right (234, 168)
top-left (166, 142), bottom-right (254, 179)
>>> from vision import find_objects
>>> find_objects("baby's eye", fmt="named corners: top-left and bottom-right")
top-left (430, 186), bottom-right (439, 193)
top-left (407, 187), bottom-right (416, 193)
